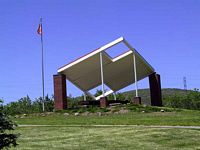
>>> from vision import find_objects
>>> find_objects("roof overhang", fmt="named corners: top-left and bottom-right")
top-left (58, 37), bottom-right (155, 100)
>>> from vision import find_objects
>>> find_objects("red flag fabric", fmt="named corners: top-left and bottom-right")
top-left (37, 23), bottom-right (42, 35)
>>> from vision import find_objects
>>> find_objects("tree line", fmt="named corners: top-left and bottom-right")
top-left (1, 89), bottom-right (200, 115)
top-left (163, 88), bottom-right (200, 110)
top-left (2, 95), bottom-right (54, 115)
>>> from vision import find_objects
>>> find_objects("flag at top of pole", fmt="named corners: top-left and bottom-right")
top-left (37, 18), bottom-right (42, 35)
top-left (37, 17), bottom-right (45, 112)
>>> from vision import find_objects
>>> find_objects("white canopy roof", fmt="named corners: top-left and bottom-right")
top-left (58, 37), bottom-right (154, 100)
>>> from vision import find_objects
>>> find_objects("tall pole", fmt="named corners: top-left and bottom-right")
top-left (83, 92), bottom-right (86, 101)
top-left (133, 49), bottom-right (138, 97)
top-left (38, 18), bottom-right (45, 112)
top-left (113, 92), bottom-right (116, 100)
top-left (100, 52), bottom-right (105, 97)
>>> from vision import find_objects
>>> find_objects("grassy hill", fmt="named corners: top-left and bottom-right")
top-left (122, 88), bottom-right (188, 105)
top-left (9, 88), bottom-right (200, 150)
top-left (70, 88), bottom-right (190, 108)
top-left (75, 88), bottom-right (188, 102)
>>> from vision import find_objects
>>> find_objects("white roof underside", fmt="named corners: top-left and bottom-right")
top-left (58, 37), bottom-right (154, 93)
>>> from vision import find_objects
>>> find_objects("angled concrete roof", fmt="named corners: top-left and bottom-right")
top-left (58, 37), bottom-right (154, 99)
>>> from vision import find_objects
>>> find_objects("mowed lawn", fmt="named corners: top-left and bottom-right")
top-left (12, 126), bottom-right (200, 150)
top-left (12, 109), bottom-right (200, 149)
top-left (14, 110), bottom-right (200, 126)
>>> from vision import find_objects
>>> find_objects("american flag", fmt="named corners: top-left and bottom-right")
top-left (37, 22), bottom-right (42, 35)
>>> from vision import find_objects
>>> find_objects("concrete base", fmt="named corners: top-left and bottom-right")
top-left (100, 97), bottom-right (108, 108)
top-left (131, 97), bottom-right (141, 105)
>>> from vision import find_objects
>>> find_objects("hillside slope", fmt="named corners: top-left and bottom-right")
top-left (122, 88), bottom-right (188, 105)
top-left (74, 88), bottom-right (188, 105)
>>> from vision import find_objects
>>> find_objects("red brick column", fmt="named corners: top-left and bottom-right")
top-left (149, 72), bottom-right (162, 106)
top-left (53, 74), bottom-right (67, 110)
top-left (100, 97), bottom-right (108, 108)
top-left (131, 97), bottom-right (141, 105)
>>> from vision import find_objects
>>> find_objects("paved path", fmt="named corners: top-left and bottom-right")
top-left (18, 125), bottom-right (200, 129)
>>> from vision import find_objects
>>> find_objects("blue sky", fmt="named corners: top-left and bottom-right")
top-left (0, 0), bottom-right (200, 103)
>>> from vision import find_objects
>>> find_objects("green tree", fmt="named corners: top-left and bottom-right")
top-left (3, 95), bottom-right (32, 115)
top-left (44, 95), bottom-right (54, 112)
top-left (4, 95), bottom-right (55, 115)
top-left (163, 89), bottom-right (200, 110)
top-left (94, 90), bottom-right (103, 97)
top-left (0, 99), bottom-right (18, 149)
top-left (116, 92), bottom-right (126, 100)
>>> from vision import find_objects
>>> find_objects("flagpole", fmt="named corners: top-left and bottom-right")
top-left (40, 18), bottom-right (45, 112)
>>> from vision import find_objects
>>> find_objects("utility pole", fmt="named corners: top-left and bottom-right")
top-left (183, 77), bottom-right (187, 90)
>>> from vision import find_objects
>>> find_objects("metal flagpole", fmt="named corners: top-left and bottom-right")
top-left (133, 49), bottom-right (138, 97)
top-left (39, 18), bottom-right (45, 112)
top-left (100, 52), bottom-right (105, 97)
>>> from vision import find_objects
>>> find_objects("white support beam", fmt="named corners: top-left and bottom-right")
top-left (122, 38), bottom-right (155, 72)
top-left (133, 51), bottom-right (138, 97)
top-left (58, 37), bottom-right (124, 73)
top-left (100, 52), bottom-right (105, 97)
top-left (85, 91), bottom-right (96, 100)
top-left (113, 92), bottom-right (117, 100)
top-left (95, 90), bottom-right (114, 100)
top-left (83, 92), bottom-right (86, 101)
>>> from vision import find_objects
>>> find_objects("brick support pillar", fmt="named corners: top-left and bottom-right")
top-left (131, 97), bottom-right (141, 105)
top-left (149, 72), bottom-right (162, 106)
top-left (53, 74), bottom-right (67, 110)
top-left (100, 97), bottom-right (108, 108)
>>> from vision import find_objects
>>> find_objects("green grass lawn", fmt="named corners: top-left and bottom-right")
top-left (14, 109), bottom-right (200, 126)
top-left (12, 126), bottom-right (200, 150)
top-left (11, 106), bottom-right (200, 149)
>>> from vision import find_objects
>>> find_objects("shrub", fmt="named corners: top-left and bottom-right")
top-left (0, 99), bottom-right (19, 149)
top-left (163, 89), bottom-right (200, 110)
top-left (3, 95), bottom-right (54, 115)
